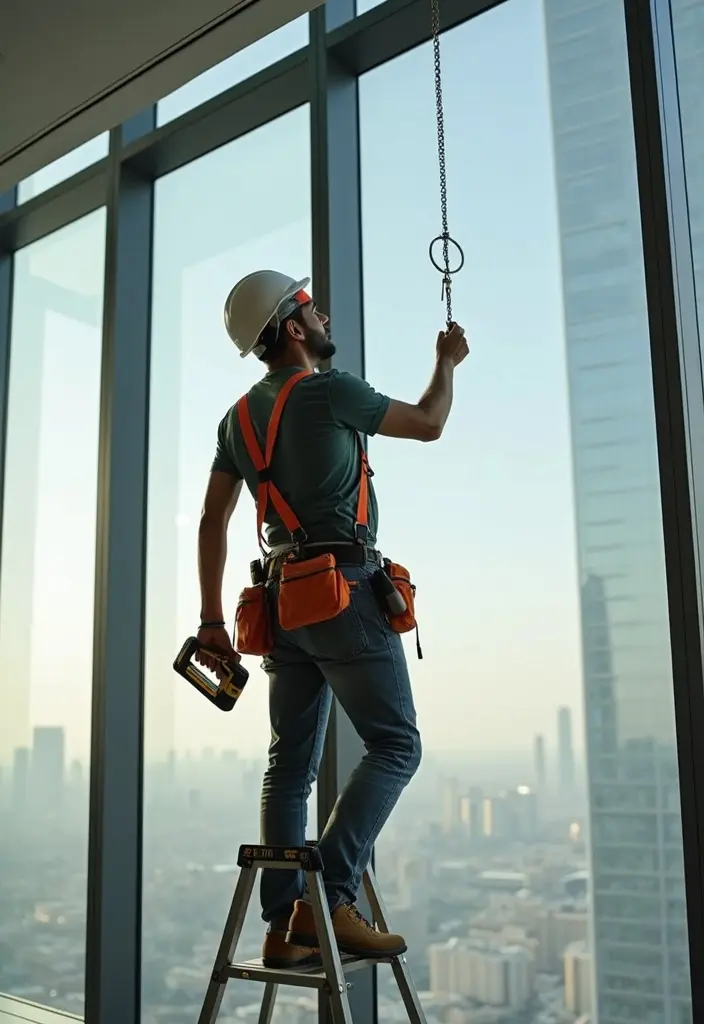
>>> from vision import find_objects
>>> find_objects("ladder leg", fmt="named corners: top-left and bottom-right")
top-left (198, 864), bottom-right (258, 1024)
top-left (363, 868), bottom-right (427, 1024)
top-left (361, 865), bottom-right (391, 932)
top-left (308, 872), bottom-right (354, 1024)
top-left (388, 957), bottom-right (428, 1024)
top-left (257, 983), bottom-right (279, 1024)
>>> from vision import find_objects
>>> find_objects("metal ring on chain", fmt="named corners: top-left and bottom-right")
top-left (429, 235), bottom-right (465, 276)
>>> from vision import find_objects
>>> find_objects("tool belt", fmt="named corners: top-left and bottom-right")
top-left (232, 370), bottom-right (419, 658)
top-left (267, 544), bottom-right (381, 576)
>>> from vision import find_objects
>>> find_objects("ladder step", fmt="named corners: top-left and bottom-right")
top-left (197, 856), bottom-right (427, 1023)
top-left (237, 844), bottom-right (324, 871)
top-left (227, 955), bottom-right (389, 989)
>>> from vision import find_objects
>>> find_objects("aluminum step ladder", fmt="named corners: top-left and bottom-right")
top-left (197, 843), bottom-right (427, 1024)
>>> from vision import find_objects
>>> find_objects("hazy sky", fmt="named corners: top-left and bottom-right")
top-left (0, 0), bottom-right (586, 774)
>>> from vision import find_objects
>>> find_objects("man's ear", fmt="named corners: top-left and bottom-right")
top-left (285, 317), bottom-right (304, 341)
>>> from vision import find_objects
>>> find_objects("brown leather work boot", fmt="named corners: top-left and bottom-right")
top-left (262, 928), bottom-right (320, 969)
top-left (287, 899), bottom-right (407, 959)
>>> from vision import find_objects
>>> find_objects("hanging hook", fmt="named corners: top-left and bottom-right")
top-left (430, 234), bottom-right (465, 326)
top-left (429, 235), bottom-right (465, 277)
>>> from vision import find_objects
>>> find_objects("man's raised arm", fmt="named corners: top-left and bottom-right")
top-left (327, 322), bottom-right (468, 443)
top-left (376, 322), bottom-right (468, 442)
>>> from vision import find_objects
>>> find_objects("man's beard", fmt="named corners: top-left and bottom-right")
top-left (305, 326), bottom-right (336, 363)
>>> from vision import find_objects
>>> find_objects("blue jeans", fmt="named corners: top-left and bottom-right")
top-left (259, 560), bottom-right (422, 923)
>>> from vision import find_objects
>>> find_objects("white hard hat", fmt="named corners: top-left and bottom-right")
top-left (224, 270), bottom-right (312, 358)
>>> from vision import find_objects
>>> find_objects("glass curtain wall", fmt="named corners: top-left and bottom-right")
top-left (360, 1), bottom-right (691, 1022)
top-left (0, 2), bottom-right (702, 1024)
top-left (671, 0), bottom-right (704, 358)
top-left (0, 211), bottom-right (106, 1015)
top-left (141, 107), bottom-right (315, 1024)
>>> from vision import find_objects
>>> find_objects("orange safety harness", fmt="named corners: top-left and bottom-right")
top-left (232, 369), bottom-right (421, 658)
top-left (235, 369), bottom-right (372, 555)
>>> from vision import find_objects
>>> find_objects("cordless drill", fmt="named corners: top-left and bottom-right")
top-left (173, 636), bottom-right (249, 712)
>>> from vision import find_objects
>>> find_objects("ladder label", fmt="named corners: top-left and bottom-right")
top-left (242, 846), bottom-right (275, 860)
top-left (237, 843), bottom-right (325, 871)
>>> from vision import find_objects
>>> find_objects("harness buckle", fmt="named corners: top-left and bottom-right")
top-left (291, 526), bottom-right (308, 547)
top-left (354, 523), bottom-right (369, 545)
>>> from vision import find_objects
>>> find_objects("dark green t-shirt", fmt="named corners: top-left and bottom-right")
top-left (212, 368), bottom-right (390, 549)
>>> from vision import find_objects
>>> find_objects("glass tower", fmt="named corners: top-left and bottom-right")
top-left (544, 1), bottom-right (696, 1021)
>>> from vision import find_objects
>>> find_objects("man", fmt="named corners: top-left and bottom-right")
top-left (196, 269), bottom-right (468, 967)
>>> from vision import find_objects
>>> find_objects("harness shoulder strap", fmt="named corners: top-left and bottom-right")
top-left (237, 369), bottom-right (373, 552)
top-left (265, 370), bottom-right (311, 464)
top-left (236, 370), bottom-right (311, 551)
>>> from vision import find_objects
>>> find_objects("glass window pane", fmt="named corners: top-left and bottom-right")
top-left (360, 2), bottom-right (691, 1023)
top-left (142, 107), bottom-right (314, 1024)
top-left (356, 0), bottom-right (384, 15)
top-left (671, 0), bottom-right (704, 361)
top-left (156, 16), bottom-right (309, 127)
top-left (0, 210), bottom-right (106, 1013)
top-left (17, 134), bottom-right (110, 204)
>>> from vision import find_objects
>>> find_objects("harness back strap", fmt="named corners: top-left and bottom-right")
top-left (355, 448), bottom-right (370, 543)
top-left (236, 369), bottom-right (371, 552)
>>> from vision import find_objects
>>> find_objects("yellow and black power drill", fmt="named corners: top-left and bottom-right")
top-left (173, 637), bottom-right (249, 712)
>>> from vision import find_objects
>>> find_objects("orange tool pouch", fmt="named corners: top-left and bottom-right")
top-left (278, 551), bottom-right (350, 631)
top-left (234, 584), bottom-right (273, 657)
top-left (235, 370), bottom-right (373, 637)
top-left (384, 561), bottom-right (417, 634)
top-left (384, 559), bottom-right (423, 660)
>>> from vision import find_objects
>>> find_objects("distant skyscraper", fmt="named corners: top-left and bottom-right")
top-left (31, 726), bottom-right (65, 811)
top-left (534, 734), bottom-right (546, 790)
top-left (459, 787), bottom-right (484, 844)
top-left (429, 939), bottom-right (534, 1009)
top-left (482, 794), bottom-right (517, 842)
top-left (396, 855), bottom-right (429, 907)
top-left (557, 707), bottom-right (575, 797)
top-left (68, 758), bottom-right (84, 789)
top-left (12, 746), bottom-right (29, 811)
top-left (507, 786), bottom-right (539, 842)
top-left (564, 941), bottom-right (593, 1018)
top-left (441, 777), bottom-right (460, 836)
top-left (544, 0), bottom-right (696, 1019)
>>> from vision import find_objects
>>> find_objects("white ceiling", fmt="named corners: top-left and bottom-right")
top-left (0, 0), bottom-right (321, 192)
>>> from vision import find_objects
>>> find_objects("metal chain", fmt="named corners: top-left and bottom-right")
top-left (429, 0), bottom-right (464, 329)
top-left (431, 0), bottom-right (451, 326)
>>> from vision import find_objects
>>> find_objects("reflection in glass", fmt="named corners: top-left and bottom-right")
top-left (17, 135), bottom-right (110, 204)
top-left (157, 15), bottom-right (309, 126)
top-left (360, 1), bottom-right (691, 1021)
top-left (545, 0), bottom-right (692, 1013)
top-left (0, 210), bottom-right (106, 1013)
top-left (142, 107), bottom-right (315, 1024)
top-left (671, 0), bottom-right (704, 363)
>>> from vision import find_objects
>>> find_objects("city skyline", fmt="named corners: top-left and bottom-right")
top-left (0, 699), bottom-right (587, 796)
top-left (1, 744), bottom-right (591, 1022)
